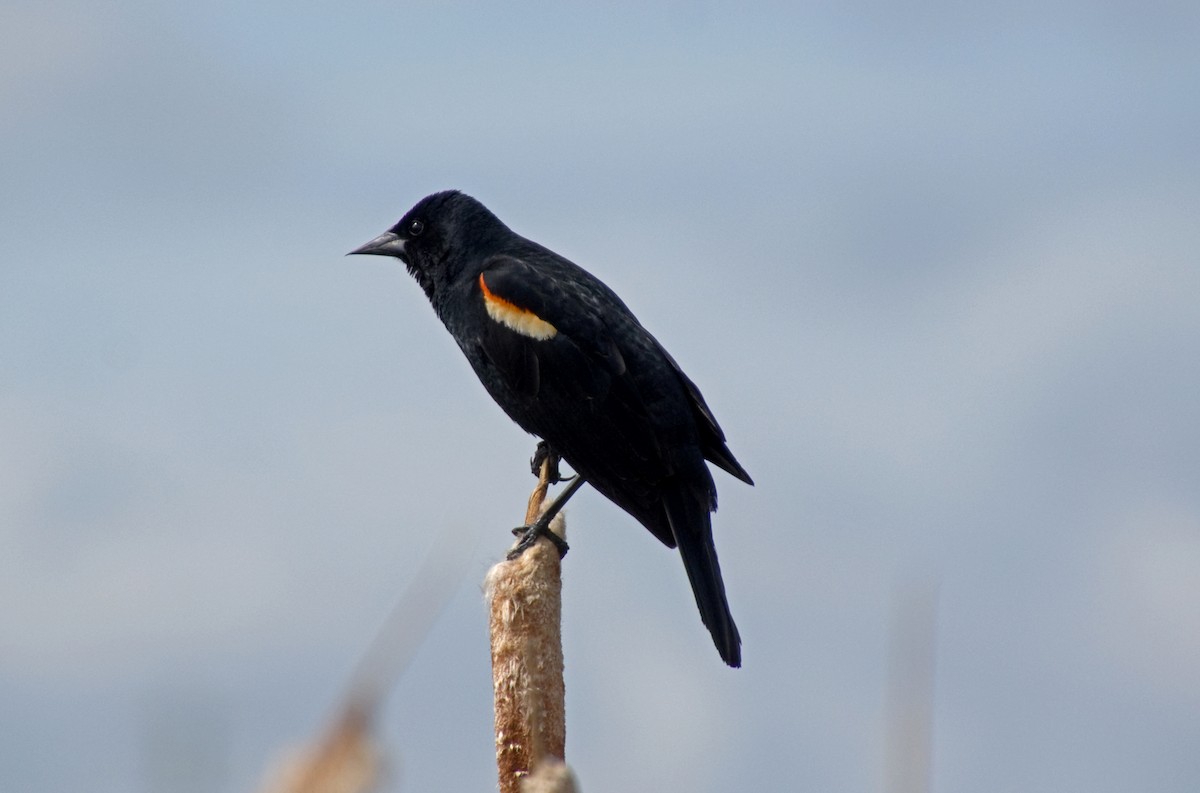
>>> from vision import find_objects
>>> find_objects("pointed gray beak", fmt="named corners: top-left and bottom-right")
top-left (347, 231), bottom-right (407, 258)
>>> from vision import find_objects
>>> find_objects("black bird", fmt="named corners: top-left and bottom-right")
top-left (349, 191), bottom-right (753, 667)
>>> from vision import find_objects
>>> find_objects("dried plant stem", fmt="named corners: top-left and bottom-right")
top-left (255, 524), bottom-right (473, 793)
top-left (256, 703), bottom-right (379, 793)
top-left (485, 460), bottom-right (569, 793)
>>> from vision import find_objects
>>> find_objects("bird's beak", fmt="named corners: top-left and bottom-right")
top-left (347, 231), bottom-right (407, 258)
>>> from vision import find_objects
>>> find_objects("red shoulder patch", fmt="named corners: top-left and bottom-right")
top-left (479, 273), bottom-right (558, 340)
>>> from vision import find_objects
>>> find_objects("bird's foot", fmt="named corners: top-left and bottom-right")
top-left (507, 475), bottom-right (586, 561)
top-left (508, 517), bottom-right (570, 560)
top-left (529, 441), bottom-right (575, 485)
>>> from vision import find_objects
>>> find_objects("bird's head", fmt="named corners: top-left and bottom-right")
top-left (348, 190), bottom-right (508, 300)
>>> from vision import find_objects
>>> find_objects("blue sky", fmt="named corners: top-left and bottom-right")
top-left (2, 2), bottom-right (1199, 791)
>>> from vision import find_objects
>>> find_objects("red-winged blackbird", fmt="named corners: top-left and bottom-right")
top-left (350, 191), bottom-right (753, 667)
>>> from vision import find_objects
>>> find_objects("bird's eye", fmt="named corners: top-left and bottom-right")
top-left (408, 219), bottom-right (425, 237)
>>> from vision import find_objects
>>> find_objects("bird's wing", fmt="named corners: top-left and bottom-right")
top-left (479, 256), bottom-right (751, 487)
top-left (475, 256), bottom-right (625, 394)
top-left (655, 344), bottom-right (755, 486)
top-left (475, 255), bottom-right (663, 471)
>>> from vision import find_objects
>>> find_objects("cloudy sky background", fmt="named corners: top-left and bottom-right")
top-left (3, 2), bottom-right (1198, 791)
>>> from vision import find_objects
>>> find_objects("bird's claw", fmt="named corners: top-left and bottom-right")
top-left (530, 441), bottom-right (552, 478)
top-left (530, 441), bottom-right (573, 484)
top-left (507, 519), bottom-right (570, 560)
top-left (509, 467), bottom-right (585, 560)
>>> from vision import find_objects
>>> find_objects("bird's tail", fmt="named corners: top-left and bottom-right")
top-left (664, 484), bottom-right (742, 667)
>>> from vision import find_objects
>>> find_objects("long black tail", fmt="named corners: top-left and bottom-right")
top-left (664, 484), bottom-right (742, 667)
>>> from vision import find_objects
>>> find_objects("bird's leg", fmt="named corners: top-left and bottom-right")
top-left (508, 472), bottom-right (586, 561)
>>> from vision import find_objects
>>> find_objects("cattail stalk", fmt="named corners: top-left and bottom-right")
top-left (484, 460), bottom-right (569, 793)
